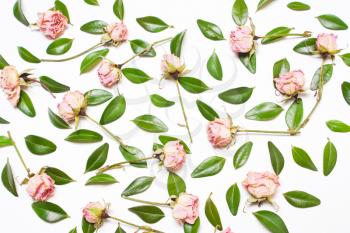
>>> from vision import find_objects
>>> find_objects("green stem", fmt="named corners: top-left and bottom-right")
top-left (175, 80), bottom-right (193, 143)
top-left (256, 32), bottom-right (311, 40)
top-left (237, 129), bottom-right (299, 135)
top-left (7, 131), bottom-right (31, 177)
top-left (97, 156), bottom-right (155, 174)
top-left (108, 216), bottom-right (165, 233)
top-left (122, 195), bottom-right (171, 208)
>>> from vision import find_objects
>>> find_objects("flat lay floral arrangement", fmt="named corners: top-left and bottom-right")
top-left (1, 0), bottom-right (350, 232)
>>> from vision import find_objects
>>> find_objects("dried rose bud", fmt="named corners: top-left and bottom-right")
top-left (207, 118), bottom-right (233, 148)
top-left (106, 22), bottom-right (128, 43)
top-left (162, 141), bottom-right (186, 172)
top-left (97, 60), bottom-right (122, 87)
top-left (37, 10), bottom-right (68, 39)
top-left (242, 171), bottom-right (280, 199)
top-left (274, 70), bottom-right (305, 96)
top-left (161, 54), bottom-right (186, 79)
top-left (230, 26), bottom-right (254, 53)
top-left (26, 174), bottom-right (55, 201)
top-left (83, 201), bottom-right (107, 224)
top-left (172, 193), bottom-right (199, 224)
top-left (0, 66), bottom-right (21, 106)
top-left (57, 91), bottom-right (87, 122)
top-left (316, 33), bottom-right (338, 55)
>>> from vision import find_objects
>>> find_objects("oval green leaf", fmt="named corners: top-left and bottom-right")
top-left (293, 38), bottom-right (317, 55)
top-left (284, 190), bottom-right (321, 208)
top-left (0, 116), bottom-right (9, 124)
top-left (18, 90), bottom-right (36, 117)
top-left (233, 141), bottom-right (253, 169)
top-left (197, 19), bottom-right (225, 41)
top-left (0, 54), bottom-right (9, 69)
top-left (150, 94), bottom-right (175, 108)
top-left (84, 89), bottom-right (112, 106)
top-left (25, 135), bottom-right (57, 155)
top-left (119, 145), bottom-right (147, 168)
top-left (253, 210), bottom-right (289, 233)
top-left (132, 114), bottom-right (168, 133)
top-left (219, 87), bottom-right (254, 104)
top-left (99, 95), bottom-right (126, 125)
top-left (196, 100), bottom-right (219, 121)
top-left (48, 108), bottom-right (71, 129)
top-left (32, 201), bottom-right (69, 223)
top-left (122, 68), bottom-right (152, 84)
top-left (310, 64), bottom-right (333, 91)
top-left (13, 0), bottom-right (29, 26)
top-left (17, 47), bottom-right (41, 63)
top-left (113, 0), bottom-right (124, 20)
top-left (167, 172), bottom-right (186, 196)
top-left (341, 81), bottom-right (350, 105)
top-left (226, 183), bottom-right (240, 216)
top-left (85, 173), bottom-right (118, 185)
top-left (39, 76), bottom-right (70, 93)
top-left (45, 167), bottom-right (75, 185)
top-left (207, 50), bottom-right (223, 80)
top-left (136, 16), bottom-right (170, 33)
top-left (291, 146), bottom-right (318, 171)
top-left (273, 58), bottom-right (290, 78)
top-left (205, 194), bottom-right (222, 231)
top-left (245, 102), bottom-right (283, 121)
top-left (287, 2), bottom-right (310, 11)
top-left (65, 129), bottom-right (103, 143)
top-left (46, 38), bottom-right (73, 55)
top-left (129, 205), bottom-right (165, 223)
top-left (326, 120), bottom-right (350, 132)
top-left (0, 136), bottom-right (13, 147)
top-left (317, 14), bottom-right (348, 30)
top-left (339, 53), bottom-right (350, 66)
top-left (171, 30), bottom-right (186, 57)
top-left (261, 26), bottom-right (293, 44)
top-left (80, 48), bottom-right (109, 74)
top-left (191, 156), bottom-right (225, 178)
top-left (122, 176), bottom-right (155, 197)
top-left (80, 20), bottom-right (107, 34)
top-left (323, 139), bottom-right (337, 176)
top-left (130, 39), bottom-right (156, 57)
top-left (184, 218), bottom-right (200, 233)
top-left (2, 159), bottom-right (18, 197)
top-left (84, 0), bottom-right (99, 6)
top-left (257, 0), bottom-right (274, 11)
top-left (85, 143), bottom-right (109, 173)
top-left (285, 98), bottom-right (303, 130)
top-left (178, 77), bottom-right (210, 94)
top-left (232, 0), bottom-right (248, 25)
top-left (268, 141), bottom-right (285, 175)
top-left (55, 0), bottom-right (71, 23)
top-left (239, 52), bottom-right (256, 74)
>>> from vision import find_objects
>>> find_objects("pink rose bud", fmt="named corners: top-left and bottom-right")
top-left (162, 141), bottom-right (186, 172)
top-left (207, 118), bottom-right (233, 148)
top-left (222, 227), bottom-right (234, 233)
top-left (230, 26), bottom-right (254, 53)
top-left (83, 202), bottom-right (107, 224)
top-left (106, 22), bottom-right (128, 43)
top-left (172, 193), bottom-right (199, 224)
top-left (37, 10), bottom-right (68, 39)
top-left (242, 171), bottom-right (280, 199)
top-left (161, 54), bottom-right (186, 79)
top-left (316, 33), bottom-right (338, 55)
top-left (274, 70), bottom-right (305, 96)
top-left (97, 60), bottom-right (122, 87)
top-left (57, 91), bottom-right (87, 122)
top-left (26, 174), bottom-right (55, 201)
top-left (0, 66), bottom-right (21, 106)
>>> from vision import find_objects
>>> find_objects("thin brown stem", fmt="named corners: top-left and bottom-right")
top-left (256, 31), bottom-right (312, 40)
top-left (237, 129), bottom-right (299, 135)
top-left (108, 216), bottom-right (164, 233)
top-left (97, 156), bottom-right (155, 174)
top-left (122, 195), bottom-right (171, 208)
top-left (7, 131), bottom-right (31, 177)
top-left (24, 77), bottom-right (56, 98)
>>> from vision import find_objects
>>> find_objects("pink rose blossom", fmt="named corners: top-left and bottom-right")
top-left (37, 10), bottom-right (68, 39)
top-left (58, 91), bottom-right (87, 122)
top-left (274, 70), bottom-right (305, 96)
top-left (83, 202), bottom-right (106, 224)
top-left (242, 171), bottom-right (280, 199)
top-left (207, 118), bottom-right (233, 148)
top-left (222, 227), bottom-right (234, 233)
top-left (161, 54), bottom-right (186, 79)
top-left (172, 193), bottom-right (199, 224)
top-left (163, 141), bottom-right (186, 172)
top-left (0, 66), bottom-right (21, 106)
top-left (26, 174), bottom-right (55, 201)
top-left (106, 22), bottom-right (128, 42)
top-left (97, 60), bottom-right (122, 87)
top-left (230, 26), bottom-right (254, 53)
top-left (316, 33), bottom-right (338, 54)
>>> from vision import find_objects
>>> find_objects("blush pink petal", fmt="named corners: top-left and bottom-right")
top-left (37, 11), bottom-right (68, 39)
top-left (230, 26), bottom-right (254, 53)
top-left (97, 60), bottom-right (121, 87)
top-left (242, 171), bottom-right (280, 199)
top-left (207, 118), bottom-right (232, 148)
top-left (172, 193), bottom-right (199, 224)
top-left (26, 174), bottom-right (55, 201)
top-left (316, 33), bottom-right (338, 54)
top-left (0, 66), bottom-right (21, 106)
top-left (106, 22), bottom-right (128, 42)
top-left (274, 70), bottom-right (305, 96)
top-left (163, 141), bottom-right (186, 171)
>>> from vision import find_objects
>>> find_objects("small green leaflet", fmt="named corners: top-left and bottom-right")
top-left (191, 156), bottom-right (225, 178)
top-left (196, 100), bottom-right (219, 121)
top-left (85, 173), bottom-right (118, 185)
top-left (287, 2), bottom-right (310, 11)
top-left (284, 191), bottom-right (321, 208)
top-left (233, 141), bottom-right (253, 169)
top-left (150, 94), bottom-right (175, 108)
top-left (167, 172), bottom-right (186, 196)
top-left (317, 14), bottom-right (348, 30)
top-left (2, 159), bottom-right (18, 197)
top-left (128, 205), bottom-right (165, 223)
top-left (132, 114), bottom-right (168, 133)
top-left (326, 120), bottom-right (350, 132)
top-left (207, 50), bottom-right (223, 80)
top-left (291, 146), bottom-right (318, 171)
top-left (268, 141), bottom-right (285, 175)
top-left (136, 16), bottom-right (171, 33)
top-left (253, 210), bottom-right (289, 233)
top-left (323, 139), bottom-right (337, 176)
top-left (205, 194), bottom-right (222, 230)
top-left (32, 201), bottom-right (69, 223)
top-left (226, 183), bottom-right (240, 216)
top-left (197, 19), bottom-right (225, 41)
top-left (122, 176), bottom-right (155, 197)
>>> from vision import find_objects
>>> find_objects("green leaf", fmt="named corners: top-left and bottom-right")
top-left (167, 172), bottom-right (186, 196)
top-left (65, 129), bottom-right (103, 143)
top-left (39, 76), bottom-right (70, 93)
top-left (18, 47), bottom-right (41, 63)
top-left (99, 95), bottom-right (126, 125)
top-left (339, 53), bottom-right (350, 66)
top-left (257, 0), bottom-right (274, 11)
top-left (239, 52), bottom-right (256, 74)
top-left (273, 58), bottom-right (290, 78)
top-left (207, 50), bottom-right (223, 80)
top-left (191, 156), bottom-right (225, 178)
top-left (326, 120), bottom-right (350, 132)
top-left (115, 225), bottom-right (126, 233)
top-left (80, 20), bottom-right (107, 34)
top-left (293, 38), bottom-right (317, 55)
top-left (132, 114), bottom-right (168, 133)
top-left (310, 64), bottom-right (333, 91)
top-left (284, 191), bottom-right (321, 208)
top-left (219, 87), bottom-right (254, 104)
top-left (184, 218), bottom-right (200, 233)
top-left (158, 135), bottom-right (191, 154)
top-left (287, 2), bottom-right (310, 11)
top-left (85, 143), bottom-right (109, 173)
top-left (205, 194), bottom-right (222, 231)
top-left (196, 100), bottom-right (219, 121)
top-left (129, 205), bottom-right (165, 223)
top-left (0, 136), bottom-right (13, 147)
top-left (232, 0), bottom-right (248, 25)
top-left (45, 167), bottom-right (75, 185)
top-left (268, 141), bottom-right (285, 175)
top-left (130, 39), bottom-right (156, 57)
top-left (85, 173), bottom-right (118, 185)
top-left (113, 0), bottom-right (124, 20)
top-left (2, 159), bottom-right (18, 197)
top-left (253, 210), bottom-right (289, 233)
top-left (0, 55), bottom-right (9, 69)
top-left (245, 102), bottom-right (283, 121)
top-left (82, 217), bottom-right (96, 233)
top-left (18, 90), bottom-right (36, 117)
top-left (323, 139), bottom-right (337, 176)
top-left (119, 145), bottom-right (147, 168)
top-left (46, 38), bottom-right (73, 55)
top-left (80, 49), bottom-right (109, 74)
top-left (261, 26), bottom-right (293, 44)
top-left (25, 135), bottom-right (57, 155)
top-left (48, 108), bottom-right (71, 129)
top-left (122, 68), bottom-right (152, 84)
top-left (285, 98), bottom-right (303, 130)
top-left (136, 16), bottom-right (170, 33)
top-left (317, 14), bottom-right (348, 30)
top-left (291, 146), bottom-right (318, 171)
top-left (197, 19), bottom-right (225, 41)
top-left (32, 201), bottom-right (69, 223)
top-left (69, 227), bottom-right (77, 233)
top-left (150, 94), bottom-right (175, 108)
top-left (171, 30), bottom-right (186, 57)
top-left (55, 0), bottom-right (70, 23)
top-left (84, 0), bottom-right (99, 6)
top-left (0, 116), bottom-right (9, 124)
top-left (84, 89), bottom-right (112, 106)
top-left (13, 0), bottom-right (29, 26)
top-left (342, 81), bottom-right (350, 105)
top-left (178, 77), bottom-right (210, 94)
top-left (233, 141), bottom-right (253, 169)
top-left (122, 176), bottom-right (155, 197)
top-left (226, 183), bottom-right (240, 216)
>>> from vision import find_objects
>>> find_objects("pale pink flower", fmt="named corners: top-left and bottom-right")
top-left (316, 33), bottom-right (338, 54)
top-left (242, 171), bottom-right (280, 199)
top-left (0, 66), bottom-right (21, 106)
top-left (207, 118), bottom-right (233, 148)
top-left (37, 10), bottom-right (68, 39)
top-left (274, 70), bottom-right (305, 96)
top-left (97, 60), bottom-right (122, 87)
top-left (163, 141), bottom-right (186, 172)
top-left (161, 54), bottom-right (186, 79)
top-left (230, 26), bottom-right (254, 53)
top-left (57, 91), bottom-right (87, 122)
top-left (26, 174), bottom-right (55, 201)
top-left (83, 202), bottom-right (106, 224)
top-left (106, 22), bottom-right (128, 42)
top-left (222, 227), bottom-right (234, 233)
top-left (172, 193), bottom-right (199, 224)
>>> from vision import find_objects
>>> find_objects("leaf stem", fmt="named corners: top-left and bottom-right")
top-left (97, 156), bottom-right (155, 174)
top-left (237, 129), bottom-right (299, 135)
top-left (256, 31), bottom-right (312, 40)
top-left (108, 216), bottom-right (165, 233)
top-left (23, 77), bottom-right (56, 98)
top-left (122, 195), bottom-right (171, 207)
top-left (7, 131), bottom-right (31, 177)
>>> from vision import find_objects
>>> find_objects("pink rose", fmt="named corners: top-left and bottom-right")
top-left (106, 22), bottom-right (128, 43)
top-left (97, 60), bottom-right (122, 87)
top-left (274, 70), bottom-right (305, 96)
top-left (161, 54), bottom-right (186, 79)
top-left (163, 141), bottom-right (186, 172)
top-left (242, 171), bottom-right (280, 199)
top-left (230, 26), bottom-right (254, 53)
top-left (316, 33), bottom-right (338, 54)
top-left (0, 66), bottom-right (21, 106)
top-left (172, 193), bottom-right (199, 224)
top-left (207, 118), bottom-right (233, 148)
top-left (222, 227), bottom-right (234, 233)
top-left (37, 10), bottom-right (68, 39)
top-left (83, 202), bottom-right (106, 224)
top-left (58, 91), bottom-right (87, 122)
top-left (26, 174), bottom-right (55, 201)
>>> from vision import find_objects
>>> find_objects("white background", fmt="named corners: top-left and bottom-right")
top-left (0, 0), bottom-right (350, 232)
